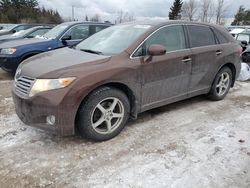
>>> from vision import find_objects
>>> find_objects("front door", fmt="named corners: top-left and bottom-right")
top-left (62, 24), bottom-right (90, 46)
top-left (135, 25), bottom-right (192, 110)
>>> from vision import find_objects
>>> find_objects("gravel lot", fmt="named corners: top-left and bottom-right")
top-left (0, 71), bottom-right (250, 188)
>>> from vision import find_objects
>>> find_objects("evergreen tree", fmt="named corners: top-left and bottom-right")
top-left (232, 6), bottom-right (246, 25)
top-left (0, 0), bottom-right (62, 24)
top-left (169, 0), bottom-right (183, 20)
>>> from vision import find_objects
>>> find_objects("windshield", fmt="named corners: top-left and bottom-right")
top-left (0, 24), bottom-right (17, 32)
top-left (12, 27), bottom-right (34, 37)
top-left (237, 34), bottom-right (250, 42)
top-left (76, 24), bottom-right (151, 55)
top-left (43, 24), bottom-right (68, 39)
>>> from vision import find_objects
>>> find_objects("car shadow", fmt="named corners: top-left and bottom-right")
top-left (0, 69), bottom-right (14, 81)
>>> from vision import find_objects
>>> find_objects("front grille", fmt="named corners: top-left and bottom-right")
top-left (15, 75), bottom-right (35, 96)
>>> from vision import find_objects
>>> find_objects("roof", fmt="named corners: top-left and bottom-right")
top-left (61, 21), bottom-right (113, 26)
top-left (119, 20), bottom-right (224, 28)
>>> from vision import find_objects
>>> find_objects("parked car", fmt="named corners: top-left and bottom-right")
top-left (0, 24), bottom-right (50, 36)
top-left (0, 24), bottom-right (16, 31)
top-left (0, 26), bottom-right (52, 43)
top-left (12, 21), bottom-right (241, 141)
top-left (230, 28), bottom-right (245, 39)
top-left (236, 31), bottom-right (250, 51)
top-left (242, 48), bottom-right (250, 63)
top-left (0, 21), bottom-right (112, 73)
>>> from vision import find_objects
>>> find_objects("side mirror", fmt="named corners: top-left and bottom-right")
top-left (61, 35), bottom-right (71, 41)
top-left (12, 30), bottom-right (16, 33)
top-left (147, 45), bottom-right (167, 56)
top-left (26, 35), bottom-right (34, 39)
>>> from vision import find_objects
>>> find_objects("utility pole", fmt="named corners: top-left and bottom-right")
top-left (72, 5), bottom-right (75, 21)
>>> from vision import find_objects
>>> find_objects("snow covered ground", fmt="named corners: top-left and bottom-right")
top-left (0, 79), bottom-right (250, 188)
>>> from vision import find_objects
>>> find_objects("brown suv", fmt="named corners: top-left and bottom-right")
top-left (12, 21), bottom-right (241, 141)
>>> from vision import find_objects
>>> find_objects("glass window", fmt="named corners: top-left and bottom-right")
top-left (213, 29), bottom-right (229, 44)
top-left (44, 24), bottom-right (68, 39)
top-left (133, 25), bottom-right (186, 57)
top-left (237, 34), bottom-right (250, 43)
top-left (188, 25), bottom-right (216, 47)
top-left (64, 25), bottom-right (89, 40)
top-left (14, 25), bottom-right (29, 32)
top-left (95, 25), bottom-right (108, 32)
top-left (27, 28), bottom-right (51, 38)
top-left (76, 24), bottom-right (151, 55)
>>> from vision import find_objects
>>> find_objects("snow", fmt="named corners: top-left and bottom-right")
top-left (0, 81), bottom-right (250, 187)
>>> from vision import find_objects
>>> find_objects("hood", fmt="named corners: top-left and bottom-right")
top-left (19, 47), bottom-right (111, 78)
top-left (0, 38), bottom-right (52, 48)
top-left (0, 34), bottom-right (15, 40)
top-left (0, 30), bottom-right (10, 36)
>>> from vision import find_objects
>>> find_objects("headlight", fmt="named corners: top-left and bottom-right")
top-left (1, 48), bottom-right (16, 55)
top-left (29, 77), bottom-right (76, 97)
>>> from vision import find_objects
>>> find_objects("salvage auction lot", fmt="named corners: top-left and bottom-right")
top-left (0, 76), bottom-right (250, 187)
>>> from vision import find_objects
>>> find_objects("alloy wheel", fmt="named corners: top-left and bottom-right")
top-left (91, 97), bottom-right (125, 135)
top-left (216, 72), bottom-right (230, 96)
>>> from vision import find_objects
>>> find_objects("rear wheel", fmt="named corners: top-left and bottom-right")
top-left (207, 67), bottom-right (232, 101)
top-left (77, 87), bottom-right (130, 141)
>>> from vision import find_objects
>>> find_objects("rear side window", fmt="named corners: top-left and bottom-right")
top-left (187, 25), bottom-right (216, 48)
top-left (213, 28), bottom-right (229, 44)
top-left (95, 25), bottom-right (108, 32)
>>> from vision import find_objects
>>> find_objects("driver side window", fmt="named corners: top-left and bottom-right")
top-left (133, 25), bottom-right (186, 57)
top-left (63, 25), bottom-right (89, 40)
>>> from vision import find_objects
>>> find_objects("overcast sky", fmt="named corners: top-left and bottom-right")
top-left (38, 0), bottom-right (250, 22)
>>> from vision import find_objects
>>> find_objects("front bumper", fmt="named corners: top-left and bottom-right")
top-left (0, 55), bottom-right (21, 72)
top-left (12, 87), bottom-right (77, 136)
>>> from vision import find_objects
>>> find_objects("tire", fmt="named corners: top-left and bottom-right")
top-left (207, 66), bottom-right (233, 101)
top-left (76, 86), bottom-right (130, 141)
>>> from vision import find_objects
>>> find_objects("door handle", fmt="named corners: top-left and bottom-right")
top-left (182, 57), bottom-right (192, 63)
top-left (216, 50), bottom-right (222, 56)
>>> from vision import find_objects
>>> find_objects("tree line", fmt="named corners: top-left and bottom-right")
top-left (0, 0), bottom-right (62, 24)
top-left (169, 0), bottom-right (250, 26)
top-left (169, 0), bottom-right (227, 24)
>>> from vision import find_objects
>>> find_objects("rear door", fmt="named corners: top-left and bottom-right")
top-left (136, 25), bottom-right (192, 109)
top-left (186, 25), bottom-right (223, 95)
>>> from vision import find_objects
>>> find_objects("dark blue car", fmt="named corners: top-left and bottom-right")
top-left (0, 21), bottom-right (112, 73)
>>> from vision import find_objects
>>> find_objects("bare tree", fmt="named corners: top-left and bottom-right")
top-left (182, 0), bottom-right (198, 21)
top-left (215, 0), bottom-right (226, 25)
top-left (115, 10), bottom-right (135, 24)
top-left (199, 0), bottom-right (210, 22)
top-left (90, 14), bottom-right (101, 22)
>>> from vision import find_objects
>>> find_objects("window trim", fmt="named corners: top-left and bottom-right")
top-left (130, 24), bottom-right (187, 59)
top-left (211, 27), bottom-right (230, 44)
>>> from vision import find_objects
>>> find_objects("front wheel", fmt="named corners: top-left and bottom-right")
top-left (207, 67), bottom-right (233, 101)
top-left (76, 87), bottom-right (130, 141)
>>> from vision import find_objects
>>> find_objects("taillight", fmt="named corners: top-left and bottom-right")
top-left (239, 47), bottom-right (243, 56)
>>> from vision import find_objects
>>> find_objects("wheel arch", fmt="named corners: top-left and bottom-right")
top-left (20, 51), bottom-right (44, 62)
top-left (218, 63), bottom-right (236, 87)
top-left (74, 82), bottom-right (139, 131)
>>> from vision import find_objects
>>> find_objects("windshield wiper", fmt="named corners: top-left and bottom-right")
top-left (80, 49), bottom-right (103, 55)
